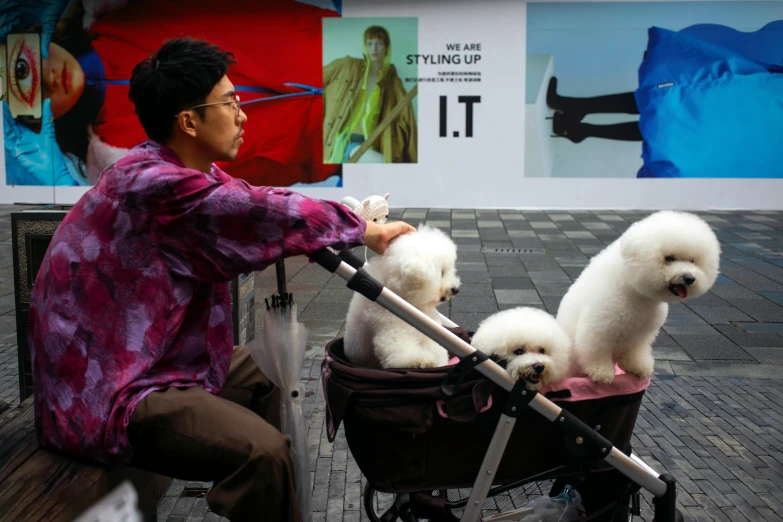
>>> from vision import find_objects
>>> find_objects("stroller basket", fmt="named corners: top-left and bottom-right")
top-left (309, 248), bottom-right (683, 522)
top-left (323, 337), bottom-right (646, 494)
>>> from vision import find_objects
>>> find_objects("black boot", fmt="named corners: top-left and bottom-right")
top-left (547, 77), bottom-right (640, 120)
top-left (551, 112), bottom-right (642, 143)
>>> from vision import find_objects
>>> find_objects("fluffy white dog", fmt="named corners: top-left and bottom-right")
top-left (471, 307), bottom-right (572, 390)
top-left (557, 211), bottom-right (721, 384)
top-left (343, 225), bottom-right (461, 369)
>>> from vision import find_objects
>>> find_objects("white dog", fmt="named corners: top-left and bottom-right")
top-left (471, 307), bottom-right (572, 390)
top-left (557, 211), bottom-right (721, 384)
top-left (343, 225), bottom-right (461, 369)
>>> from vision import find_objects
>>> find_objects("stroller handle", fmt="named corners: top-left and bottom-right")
top-left (310, 248), bottom-right (676, 514)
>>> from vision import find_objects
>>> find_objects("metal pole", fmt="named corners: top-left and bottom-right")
top-left (275, 259), bottom-right (287, 297)
top-left (461, 415), bottom-right (518, 522)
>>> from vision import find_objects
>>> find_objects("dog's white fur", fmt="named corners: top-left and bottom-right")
top-left (472, 307), bottom-right (572, 390)
top-left (343, 225), bottom-right (461, 369)
top-left (557, 211), bottom-right (721, 384)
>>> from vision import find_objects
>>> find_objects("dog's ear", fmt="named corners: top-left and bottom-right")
top-left (399, 261), bottom-right (430, 290)
top-left (619, 224), bottom-right (654, 264)
top-left (381, 258), bottom-right (427, 294)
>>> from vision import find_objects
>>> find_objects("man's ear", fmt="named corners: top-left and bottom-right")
top-left (175, 111), bottom-right (198, 138)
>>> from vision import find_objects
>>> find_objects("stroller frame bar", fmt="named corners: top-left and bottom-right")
top-left (311, 248), bottom-right (677, 521)
top-left (461, 413), bottom-right (520, 522)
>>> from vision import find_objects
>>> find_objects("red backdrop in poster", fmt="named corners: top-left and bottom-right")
top-left (78, 0), bottom-right (340, 187)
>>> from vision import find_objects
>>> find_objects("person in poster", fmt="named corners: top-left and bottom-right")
top-left (545, 20), bottom-right (783, 178)
top-left (322, 24), bottom-right (418, 164)
top-left (1, 0), bottom-right (342, 187)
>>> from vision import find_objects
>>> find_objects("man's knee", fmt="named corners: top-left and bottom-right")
top-left (247, 429), bottom-right (292, 470)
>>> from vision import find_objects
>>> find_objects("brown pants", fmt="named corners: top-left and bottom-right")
top-left (127, 346), bottom-right (303, 522)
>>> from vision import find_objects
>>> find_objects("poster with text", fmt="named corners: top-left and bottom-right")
top-left (332, 0), bottom-right (525, 209)
top-left (0, 0), bottom-right (346, 203)
top-left (1, 0), bottom-right (526, 208)
top-left (525, 1), bottom-right (783, 179)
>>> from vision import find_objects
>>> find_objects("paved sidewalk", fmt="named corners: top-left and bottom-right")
top-left (2, 206), bottom-right (783, 521)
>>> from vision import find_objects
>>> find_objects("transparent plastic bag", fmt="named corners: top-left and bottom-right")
top-left (515, 485), bottom-right (586, 522)
top-left (247, 296), bottom-right (312, 522)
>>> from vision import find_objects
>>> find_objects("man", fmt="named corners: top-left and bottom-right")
top-left (323, 25), bottom-right (418, 164)
top-left (27, 37), bottom-right (415, 522)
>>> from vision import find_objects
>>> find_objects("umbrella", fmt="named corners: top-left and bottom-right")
top-left (247, 260), bottom-right (312, 522)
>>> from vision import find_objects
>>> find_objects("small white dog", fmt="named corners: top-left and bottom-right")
top-left (471, 307), bottom-right (572, 390)
top-left (343, 225), bottom-right (461, 369)
top-left (557, 211), bottom-right (721, 384)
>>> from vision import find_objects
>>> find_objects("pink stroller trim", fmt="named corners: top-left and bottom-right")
top-left (539, 365), bottom-right (652, 402)
top-left (436, 395), bottom-right (493, 419)
top-left (436, 357), bottom-right (651, 419)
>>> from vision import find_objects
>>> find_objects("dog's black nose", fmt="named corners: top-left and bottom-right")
top-left (451, 287), bottom-right (459, 296)
top-left (683, 274), bottom-right (696, 286)
top-left (533, 363), bottom-right (545, 374)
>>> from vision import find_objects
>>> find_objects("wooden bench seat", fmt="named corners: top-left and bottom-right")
top-left (0, 396), bottom-right (171, 522)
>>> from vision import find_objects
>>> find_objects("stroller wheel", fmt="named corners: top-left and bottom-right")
top-left (363, 483), bottom-right (452, 522)
top-left (364, 483), bottom-right (405, 522)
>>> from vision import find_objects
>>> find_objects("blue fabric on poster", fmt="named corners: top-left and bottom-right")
top-left (294, 0), bottom-right (340, 13)
top-left (634, 25), bottom-right (783, 178)
top-left (679, 21), bottom-right (783, 67)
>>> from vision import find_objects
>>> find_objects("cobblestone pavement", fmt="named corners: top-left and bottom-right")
top-left (2, 206), bottom-right (783, 521)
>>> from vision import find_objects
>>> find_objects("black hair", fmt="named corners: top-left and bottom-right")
top-left (129, 37), bottom-right (236, 143)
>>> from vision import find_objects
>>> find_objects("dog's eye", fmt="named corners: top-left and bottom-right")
top-left (689, 258), bottom-right (695, 263)
top-left (664, 255), bottom-right (676, 263)
top-left (538, 347), bottom-right (546, 354)
top-left (514, 348), bottom-right (525, 356)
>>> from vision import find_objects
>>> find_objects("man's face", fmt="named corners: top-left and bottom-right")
top-left (366, 38), bottom-right (386, 65)
top-left (193, 75), bottom-right (247, 162)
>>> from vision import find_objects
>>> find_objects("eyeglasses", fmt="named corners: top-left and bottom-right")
top-left (177, 94), bottom-right (241, 118)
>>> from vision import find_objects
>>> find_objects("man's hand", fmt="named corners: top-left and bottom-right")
top-left (364, 220), bottom-right (416, 255)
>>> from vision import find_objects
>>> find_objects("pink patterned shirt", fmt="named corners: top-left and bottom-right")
top-left (28, 141), bottom-right (366, 466)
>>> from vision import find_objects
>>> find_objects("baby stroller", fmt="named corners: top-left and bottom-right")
top-left (310, 249), bottom-right (683, 522)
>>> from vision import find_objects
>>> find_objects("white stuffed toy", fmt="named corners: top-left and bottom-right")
top-left (341, 193), bottom-right (391, 262)
top-left (341, 193), bottom-right (390, 224)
